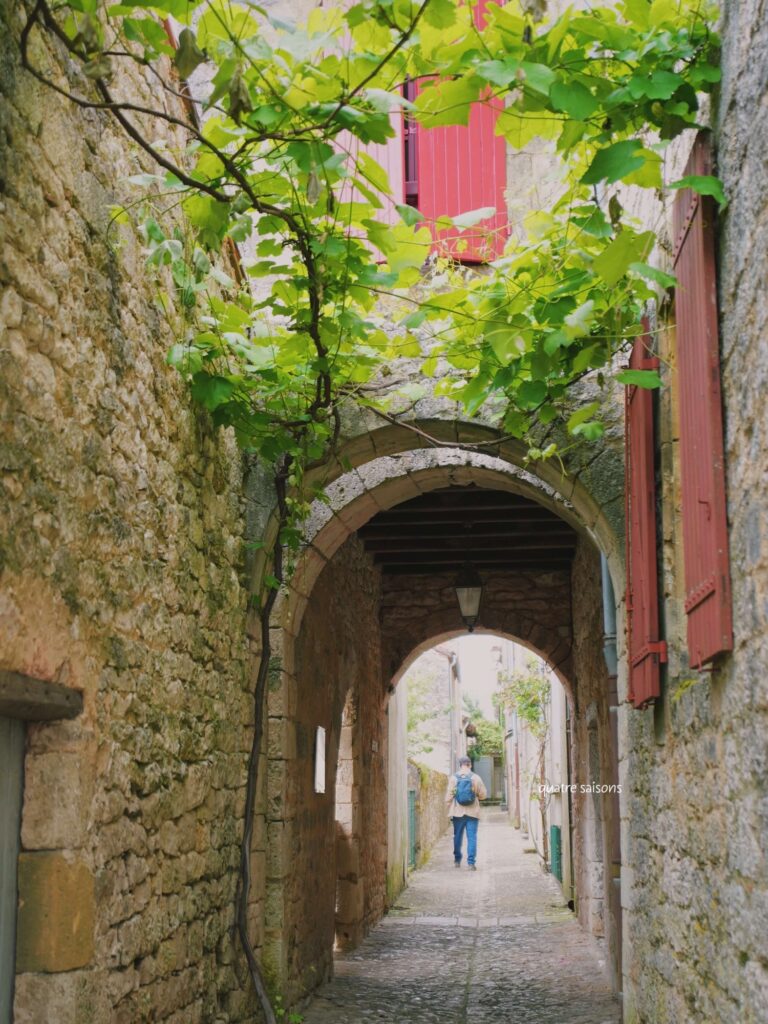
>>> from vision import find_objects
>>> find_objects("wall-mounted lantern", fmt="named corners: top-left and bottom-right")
top-left (454, 563), bottom-right (483, 633)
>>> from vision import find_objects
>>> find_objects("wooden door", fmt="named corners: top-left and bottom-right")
top-left (0, 716), bottom-right (24, 1023)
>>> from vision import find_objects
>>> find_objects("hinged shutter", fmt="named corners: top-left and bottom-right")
top-left (414, 0), bottom-right (507, 262)
top-left (672, 133), bottom-right (733, 667)
top-left (340, 113), bottom-right (405, 228)
top-left (625, 327), bottom-right (667, 708)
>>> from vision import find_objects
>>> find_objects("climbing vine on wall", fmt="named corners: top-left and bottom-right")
top-left (22, 0), bottom-right (722, 475)
top-left (20, 0), bottom-right (720, 1017)
top-left (494, 657), bottom-right (551, 740)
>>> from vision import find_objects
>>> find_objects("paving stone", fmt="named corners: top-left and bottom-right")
top-left (303, 811), bottom-right (620, 1024)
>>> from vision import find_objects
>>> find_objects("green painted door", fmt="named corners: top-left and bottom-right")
top-left (407, 790), bottom-right (417, 869)
top-left (1, 717), bottom-right (24, 1023)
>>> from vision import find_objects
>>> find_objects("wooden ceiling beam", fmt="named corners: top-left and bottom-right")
top-left (372, 551), bottom-right (574, 566)
top-left (364, 537), bottom-right (577, 552)
top-left (359, 511), bottom-right (570, 527)
top-left (358, 524), bottom-right (573, 540)
top-left (379, 562), bottom-right (572, 575)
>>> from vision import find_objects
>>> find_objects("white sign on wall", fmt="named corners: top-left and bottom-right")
top-left (314, 726), bottom-right (326, 794)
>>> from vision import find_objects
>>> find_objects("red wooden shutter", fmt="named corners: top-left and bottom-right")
top-left (625, 327), bottom-right (667, 708)
top-left (672, 133), bottom-right (733, 667)
top-left (339, 112), bottom-right (405, 228)
top-left (414, 1), bottom-right (507, 262)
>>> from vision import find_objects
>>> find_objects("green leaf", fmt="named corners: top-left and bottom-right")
top-left (621, 0), bottom-right (651, 28)
top-left (616, 368), bottom-right (662, 388)
top-left (488, 330), bottom-right (522, 364)
top-left (593, 230), bottom-right (654, 288)
top-left (543, 329), bottom-right (570, 355)
top-left (581, 141), bottom-right (646, 185)
top-left (668, 174), bottom-right (728, 211)
top-left (460, 376), bottom-right (492, 416)
top-left (627, 70), bottom-right (682, 100)
top-left (572, 345), bottom-right (599, 374)
top-left (168, 343), bottom-right (203, 375)
top-left (174, 28), bottom-right (206, 79)
top-left (516, 380), bottom-right (548, 409)
top-left (567, 401), bottom-right (600, 431)
top-left (475, 59), bottom-right (521, 87)
top-left (423, 0), bottom-right (456, 29)
top-left (403, 310), bottom-right (427, 329)
top-left (415, 77), bottom-right (480, 128)
top-left (183, 194), bottom-right (231, 248)
top-left (572, 420), bottom-right (605, 440)
top-left (357, 151), bottom-right (391, 197)
top-left (502, 409), bottom-right (528, 437)
top-left (190, 374), bottom-right (236, 411)
top-left (228, 67), bottom-right (253, 123)
top-left (571, 206), bottom-right (612, 238)
top-left (520, 62), bottom-right (557, 97)
top-left (395, 204), bottom-right (425, 227)
top-left (363, 89), bottom-right (414, 114)
top-left (386, 225), bottom-right (432, 274)
top-left (622, 150), bottom-right (662, 189)
top-left (629, 262), bottom-right (676, 288)
top-left (550, 81), bottom-right (598, 120)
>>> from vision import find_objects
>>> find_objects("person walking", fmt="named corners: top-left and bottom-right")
top-left (447, 755), bottom-right (487, 870)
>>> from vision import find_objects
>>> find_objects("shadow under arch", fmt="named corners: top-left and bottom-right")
top-left (306, 417), bottom-right (623, 562)
top-left (276, 440), bottom-right (624, 652)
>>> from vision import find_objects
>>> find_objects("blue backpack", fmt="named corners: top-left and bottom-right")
top-left (454, 773), bottom-right (475, 806)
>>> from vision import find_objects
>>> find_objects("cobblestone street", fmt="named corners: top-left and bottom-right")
top-left (303, 811), bottom-right (620, 1024)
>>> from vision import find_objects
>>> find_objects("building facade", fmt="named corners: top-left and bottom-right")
top-left (0, 1), bottom-right (766, 1022)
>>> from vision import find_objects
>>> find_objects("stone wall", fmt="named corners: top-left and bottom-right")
top-left (569, 539), bottom-right (617, 954)
top-left (274, 536), bottom-right (385, 1000)
top-left (618, 4), bottom-right (768, 1020)
top-left (381, 570), bottom-right (574, 684)
top-left (386, 677), bottom-right (410, 904)
top-left (0, 4), bottom-right (260, 1021)
top-left (408, 761), bottom-right (450, 868)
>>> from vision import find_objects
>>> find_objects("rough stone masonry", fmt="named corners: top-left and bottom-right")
top-left (0, 3), bottom-right (261, 1020)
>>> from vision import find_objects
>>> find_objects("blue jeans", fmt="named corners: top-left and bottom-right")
top-left (452, 815), bottom-right (479, 865)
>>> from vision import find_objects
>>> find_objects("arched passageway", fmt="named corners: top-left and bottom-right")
top-left (258, 436), bottom-right (626, 1007)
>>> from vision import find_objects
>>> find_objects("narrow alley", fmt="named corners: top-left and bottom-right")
top-left (304, 811), bottom-right (620, 1024)
top-left (3, 2), bottom-right (768, 1023)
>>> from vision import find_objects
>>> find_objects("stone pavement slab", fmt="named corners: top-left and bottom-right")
top-left (303, 810), bottom-right (620, 1024)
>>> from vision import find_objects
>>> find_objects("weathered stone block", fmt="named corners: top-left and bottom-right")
top-left (21, 749), bottom-right (93, 850)
top-left (16, 853), bottom-right (95, 972)
top-left (13, 970), bottom-right (109, 1024)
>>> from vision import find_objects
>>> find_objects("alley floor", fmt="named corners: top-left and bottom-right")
top-left (303, 810), bottom-right (620, 1024)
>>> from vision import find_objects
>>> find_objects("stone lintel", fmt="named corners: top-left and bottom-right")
top-left (0, 670), bottom-right (83, 722)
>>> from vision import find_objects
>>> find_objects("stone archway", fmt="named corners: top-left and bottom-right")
top-left (258, 431), bottom-right (627, 1005)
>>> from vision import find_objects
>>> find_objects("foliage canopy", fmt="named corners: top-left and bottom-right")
top-left (24, 0), bottom-right (721, 492)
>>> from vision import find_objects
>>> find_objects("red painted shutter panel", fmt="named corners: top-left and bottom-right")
top-left (625, 328), bottom-right (666, 708)
top-left (672, 134), bottom-right (733, 667)
top-left (338, 112), bottom-right (405, 228)
top-left (414, 0), bottom-right (507, 262)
